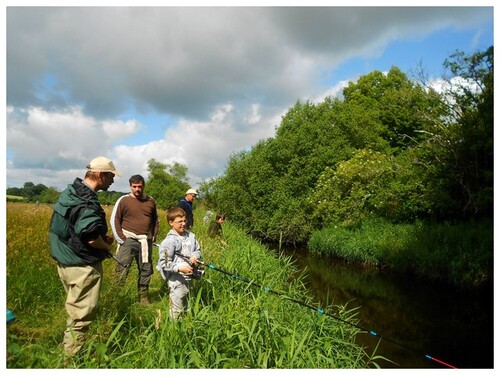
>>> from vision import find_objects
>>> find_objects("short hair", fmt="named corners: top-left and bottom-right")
top-left (129, 175), bottom-right (145, 185)
top-left (167, 207), bottom-right (186, 222)
top-left (84, 170), bottom-right (103, 181)
top-left (216, 213), bottom-right (225, 220)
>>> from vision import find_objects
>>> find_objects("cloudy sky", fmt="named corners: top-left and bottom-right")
top-left (4, 4), bottom-right (494, 193)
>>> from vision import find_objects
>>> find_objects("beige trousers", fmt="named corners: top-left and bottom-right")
top-left (57, 262), bottom-right (103, 355)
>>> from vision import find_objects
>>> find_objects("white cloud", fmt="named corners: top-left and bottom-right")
top-left (6, 106), bottom-right (142, 189)
top-left (312, 80), bottom-right (350, 104)
top-left (244, 104), bottom-right (262, 125)
top-left (7, 106), bottom-right (107, 168)
top-left (5, 99), bottom-right (277, 193)
top-left (102, 119), bottom-right (141, 140)
top-left (111, 103), bottom-right (276, 192)
top-left (5, 7), bottom-right (492, 192)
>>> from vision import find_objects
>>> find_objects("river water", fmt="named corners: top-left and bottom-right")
top-left (277, 246), bottom-right (493, 369)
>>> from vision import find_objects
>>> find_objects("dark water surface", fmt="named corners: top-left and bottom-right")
top-left (277, 246), bottom-right (493, 369)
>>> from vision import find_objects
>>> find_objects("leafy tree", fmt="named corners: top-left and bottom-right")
top-left (415, 47), bottom-right (493, 219)
top-left (145, 159), bottom-right (190, 210)
top-left (310, 148), bottom-right (435, 226)
top-left (209, 150), bottom-right (259, 231)
top-left (21, 182), bottom-right (36, 198)
top-left (208, 48), bottom-right (493, 243)
top-left (209, 67), bottom-right (452, 242)
top-left (443, 47), bottom-right (493, 218)
top-left (343, 67), bottom-right (446, 150)
top-left (37, 187), bottom-right (60, 204)
top-left (7, 182), bottom-right (51, 201)
top-left (6, 187), bottom-right (23, 197)
top-left (32, 183), bottom-right (48, 197)
top-left (15, 182), bottom-right (49, 200)
top-left (97, 190), bottom-right (127, 206)
top-left (168, 162), bottom-right (189, 184)
top-left (209, 99), bottom-right (360, 243)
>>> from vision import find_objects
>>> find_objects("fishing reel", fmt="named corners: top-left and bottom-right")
top-left (191, 266), bottom-right (205, 280)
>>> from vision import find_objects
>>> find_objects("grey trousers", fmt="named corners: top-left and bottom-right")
top-left (115, 238), bottom-right (153, 288)
top-left (167, 273), bottom-right (191, 319)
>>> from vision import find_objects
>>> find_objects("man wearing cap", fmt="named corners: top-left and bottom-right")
top-left (178, 188), bottom-right (197, 230)
top-left (110, 175), bottom-right (160, 305)
top-left (49, 156), bottom-right (121, 356)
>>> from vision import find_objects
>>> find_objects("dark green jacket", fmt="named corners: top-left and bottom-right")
top-left (49, 178), bottom-right (109, 266)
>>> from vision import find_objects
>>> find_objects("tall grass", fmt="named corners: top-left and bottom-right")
top-left (6, 203), bottom-right (378, 368)
top-left (308, 217), bottom-right (493, 288)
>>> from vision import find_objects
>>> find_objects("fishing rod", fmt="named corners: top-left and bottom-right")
top-left (154, 244), bottom-right (456, 369)
top-left (106, 250), bottom-right (133, 283)
top-left (106, 251), bottom-right (128, 268)
top-left (102, 235), bottom-right (129, 269)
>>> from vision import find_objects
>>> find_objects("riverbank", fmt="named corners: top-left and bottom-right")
top-left (6, 202), bottom-right (376, 369)
top-left (278, 246), bottom-right (493, 368)
top-left (307, 217), bottom-right (493, 288)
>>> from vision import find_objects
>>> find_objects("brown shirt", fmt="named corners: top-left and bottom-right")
top-left (110, 194), bottom-right (160, 243)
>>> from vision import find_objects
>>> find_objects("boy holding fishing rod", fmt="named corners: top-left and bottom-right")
top-left (157, 207), bottom-right (202, 319)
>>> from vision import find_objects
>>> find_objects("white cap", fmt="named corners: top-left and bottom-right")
top-left (86, 156), bottom-right (122, 176)
top-left (186, 188), bottom-right (197, 195)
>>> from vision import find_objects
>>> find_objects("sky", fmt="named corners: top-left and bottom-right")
top-left (3, 3), bottom-right (495, 193)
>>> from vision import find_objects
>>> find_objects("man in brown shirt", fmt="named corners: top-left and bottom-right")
top-left (111, 175), bottom-right (160, 304)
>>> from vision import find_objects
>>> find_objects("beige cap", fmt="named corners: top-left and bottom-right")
top-left (186, 188), bottom-right (197, 195)
top-left (86, 156), bottom-right (122, 176)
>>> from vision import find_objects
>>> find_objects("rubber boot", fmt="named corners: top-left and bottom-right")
top-left (139, 286), bottom-right (150, 305)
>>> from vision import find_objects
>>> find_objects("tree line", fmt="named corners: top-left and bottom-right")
top-left (6, 159), bottom-right (191, 209)
top-left (201, 47), bottom-right (493, 245)
top-left (7, 47), bottom-right (493, 249)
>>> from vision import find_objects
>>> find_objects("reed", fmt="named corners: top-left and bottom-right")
top-left (308, 217), bottom-right (493, 287)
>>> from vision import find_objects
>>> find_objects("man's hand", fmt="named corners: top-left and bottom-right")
top-left (88, 234), bottom-right (113, 251)
top-left (104, 235), bottom-right (114, 245)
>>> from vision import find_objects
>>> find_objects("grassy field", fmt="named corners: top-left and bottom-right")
top-left (6, 195), bottom-right (24, 201)
top-left (5, 202), bottom-right (381, 369)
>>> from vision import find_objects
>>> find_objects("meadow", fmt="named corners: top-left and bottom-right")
top-left (6, 202), bottom-right (381, 369)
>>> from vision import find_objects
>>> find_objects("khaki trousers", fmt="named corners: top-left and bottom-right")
top-left (57, 262), bottom-right (103, 355)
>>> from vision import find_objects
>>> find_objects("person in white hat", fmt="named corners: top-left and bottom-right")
top-left (49, 156), bottom-right (121, 356)
top-left (177, 188), bottom-right (197, 230)
top-left (85, 156), bottom-right (122, 177)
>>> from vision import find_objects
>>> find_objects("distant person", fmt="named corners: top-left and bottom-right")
top-left (203, 210), bottom-right (213, 224)
top-left (110, 175), bottom-right (160, 305)
top-left (208, 213), bottom-right (227, 245)
top-left (157, 207), bottom-right (202, 319)
top-left (178, 188), bottom-right (197, 230)
top-left (49, 156), bottom-right (121, 356)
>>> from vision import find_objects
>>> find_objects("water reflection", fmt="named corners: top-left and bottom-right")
top-left (279, 246), bottom-right (493, 369)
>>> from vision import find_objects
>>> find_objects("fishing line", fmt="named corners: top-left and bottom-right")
top-left (154, 244), bottom-right (456, 369)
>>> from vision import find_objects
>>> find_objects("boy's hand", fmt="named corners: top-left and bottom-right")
top-left (178, 264), bottom-right (193, 274)
top-left (189, 255), bottom-right (198, 265)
